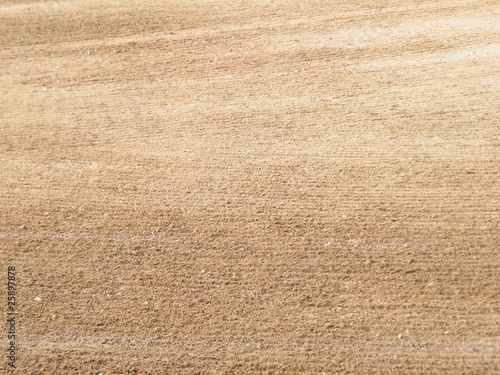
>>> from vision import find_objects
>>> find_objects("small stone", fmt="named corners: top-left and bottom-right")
top-left (398, 333), bottom-right (403, 339)
top-left (34, 297), bottom-right (42, 302)
top-left (19, 224), bottom-right (27, 230)
top-left (144, 301), bottom-right (149, 305)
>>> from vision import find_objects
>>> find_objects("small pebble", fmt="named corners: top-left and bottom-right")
top-left (34, 297), bottom-right (42, 302)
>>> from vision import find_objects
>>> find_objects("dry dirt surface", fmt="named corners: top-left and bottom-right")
top-left (1, 0), bottom-right (499, 374)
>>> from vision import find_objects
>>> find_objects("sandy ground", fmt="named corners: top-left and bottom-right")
top-left (1, 0), bottom-right (499, 374)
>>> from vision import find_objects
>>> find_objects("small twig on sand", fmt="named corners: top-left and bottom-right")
top-left (187, 353), bottom-right (219, 360)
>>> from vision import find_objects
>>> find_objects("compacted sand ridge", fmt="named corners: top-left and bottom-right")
top-left (1, 0), bottom-right (499, 374)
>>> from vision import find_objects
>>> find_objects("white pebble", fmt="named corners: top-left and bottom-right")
top-left (34, 297), bottom-right (42, 302)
